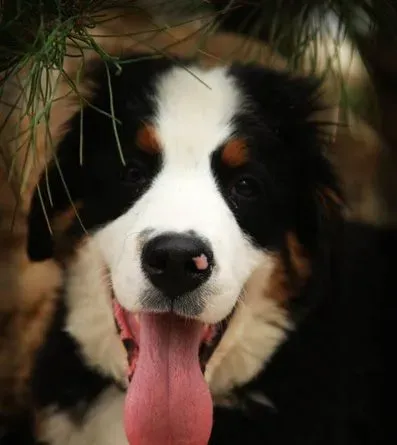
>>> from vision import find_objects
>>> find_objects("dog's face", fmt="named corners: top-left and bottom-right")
top-left (30, 58), bottom-right (335, 320)
top-left (93, 66), bottom-right (274, 324)
top-left (28, 57), bottom-right (340, 442)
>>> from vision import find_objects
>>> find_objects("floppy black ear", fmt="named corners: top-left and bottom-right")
top-left (27, 140), bottom-right (84, 261)
top-left (27, 185), bottom-right (54, 261)
top-left (27, 55), bottom-right (180, 262)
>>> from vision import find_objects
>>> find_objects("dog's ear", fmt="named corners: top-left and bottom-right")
top-left (27, 149), bottom-right (84, 261)
top-left (26, 58), bottom-right (114, 262)
top-left (26, 62), bottom-right (100, 262)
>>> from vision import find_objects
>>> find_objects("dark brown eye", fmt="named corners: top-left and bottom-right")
top-left (231, 176), bottom-right (261, 200)
top-left (122, 163), bottom-right (145, 185)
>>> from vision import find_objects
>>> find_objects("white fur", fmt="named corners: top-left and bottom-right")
top-left (206, 260), bottom-right (291, 399)
top-left (65, 239), bottom-right (128, 386)
top-left (40, 387), bottom-right (128, 445)
top-left (94, 65), bottom-right (266, 324)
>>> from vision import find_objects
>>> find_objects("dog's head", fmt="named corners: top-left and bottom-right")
top-left (28, 56), bottom-right (341, 444)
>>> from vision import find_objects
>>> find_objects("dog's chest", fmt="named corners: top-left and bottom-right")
top-left (40, 387), bottom-right (127, 445)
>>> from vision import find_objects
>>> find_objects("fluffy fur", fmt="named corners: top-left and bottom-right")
top-left (21, 55), bottom-right (342, 444)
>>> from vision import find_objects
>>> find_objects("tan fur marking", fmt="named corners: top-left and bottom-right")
top-left (221, 138), bottom-right (248, 167)
top-left (286, 232), bottom-right (312, 284)
top-left (267, 233), bottom-right (311, 303)
top-left (52, 201), bottom-right (84, 235)
top-left (51, 208), bottom-right (86, 264)
top-left (266, 258), bottom-right (290, 304)
top-left (54, 232), bottom-right (88, 265)
top-left (136, 124), bottom-right (161, 154)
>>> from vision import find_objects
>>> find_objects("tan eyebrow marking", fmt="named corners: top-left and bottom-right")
top-left (136, 124), bottom-right (161, 154)
top-left (221, 138), bottom-right (248, 167)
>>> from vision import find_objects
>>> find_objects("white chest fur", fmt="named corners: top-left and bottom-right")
top-left (40, 387), bottom-right (128, 445)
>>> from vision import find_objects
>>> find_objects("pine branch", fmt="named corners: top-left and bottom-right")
top-left (0, 0), bottom-right (396, 203)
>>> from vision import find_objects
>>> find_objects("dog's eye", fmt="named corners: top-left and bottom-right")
top-left (122, 163), bottom-right (145, 185)
top-left (231, 176), bottom-right (261, 200)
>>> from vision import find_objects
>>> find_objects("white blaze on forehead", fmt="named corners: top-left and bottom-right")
top-left (153, 65), bottom-right (242, 163)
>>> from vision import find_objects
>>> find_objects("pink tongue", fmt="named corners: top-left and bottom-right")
top-left (124, 313), bottom-right (213, 445)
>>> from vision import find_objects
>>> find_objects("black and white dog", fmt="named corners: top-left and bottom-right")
top-left (25, 55), bottom-right (344, 445)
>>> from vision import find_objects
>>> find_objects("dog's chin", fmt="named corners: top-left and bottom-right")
top-left (140, 287), bottom-right (211, 319)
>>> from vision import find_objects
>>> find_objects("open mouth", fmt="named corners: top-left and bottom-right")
top-left (112, 299), bottom-right (231, 445)
top-left (113, 300), bottom-right (226, 380)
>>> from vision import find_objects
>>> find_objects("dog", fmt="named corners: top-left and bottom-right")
top-left (24, 54), bottom-right (343, 445)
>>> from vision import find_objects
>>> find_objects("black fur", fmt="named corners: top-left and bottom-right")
top-left (31, 295), bottom-right (113, 416)
top-left (0, 412), bottom-right (37, 445)
top-left (210, 222), bottom-right (392, 445)
top-left (213, 64), bottom-right (334, 250)
top-left (27, 57), bottom-right (174, 261)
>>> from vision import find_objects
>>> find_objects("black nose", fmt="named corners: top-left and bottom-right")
top-left (141, 233), bottom-right (214, 297)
